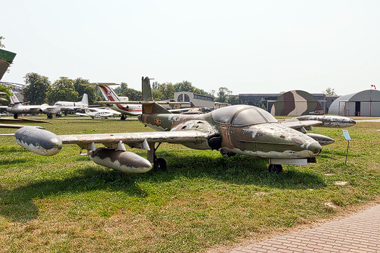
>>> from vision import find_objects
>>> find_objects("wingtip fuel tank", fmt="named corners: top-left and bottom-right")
top-left (297, 115), bottom-right (356, 128)
top-left (15, 127), bottom-right (62, 156)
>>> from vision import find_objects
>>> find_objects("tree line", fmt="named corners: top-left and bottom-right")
top-left (5, 72), bottom-right (240, 106)
top-left (20, 73), bottom-right (102, 105)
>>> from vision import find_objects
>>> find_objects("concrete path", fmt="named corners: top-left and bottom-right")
top-left (229, 204), bottom-right (380, 252)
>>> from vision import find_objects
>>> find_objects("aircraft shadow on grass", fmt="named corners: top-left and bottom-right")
top-left (0, 154), bottom-right (326, 222)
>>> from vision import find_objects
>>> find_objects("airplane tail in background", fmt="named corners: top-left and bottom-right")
top-left (81, 93), bottom-right (88, 105)
top-left (9, 95), bottom-right (20, 105)
top-left (141, 76), bottom-right (171, 115)
top-left (142, 76), bottom-right (154, 102)
top-left (96, 84), bottom-right (121, 102)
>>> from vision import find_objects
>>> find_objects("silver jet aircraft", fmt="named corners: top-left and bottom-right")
top-left (1, 95), bottom-right (60, 119)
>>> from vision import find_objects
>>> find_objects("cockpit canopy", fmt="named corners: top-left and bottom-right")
top-left (211, 105), bottom-right (277, 126)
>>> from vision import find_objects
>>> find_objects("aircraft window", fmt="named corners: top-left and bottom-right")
top-left (232, 107), bottom-right (278, 126)
top-left (212, 105), bottom-right (250, 124)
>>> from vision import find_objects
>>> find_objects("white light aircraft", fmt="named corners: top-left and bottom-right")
top-left (76, 108), bottom-right (121, 119)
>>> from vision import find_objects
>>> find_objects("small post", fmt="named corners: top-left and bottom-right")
top-left (342, 130), bottom-right (351, 165)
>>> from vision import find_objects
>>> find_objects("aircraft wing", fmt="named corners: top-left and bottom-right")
top-left (15, 127), bottom-right (212, 157)
top-left (95, 101), bottom-right (189, 105)
top-left (278, 120), bottom-right (323, 130)
top-left (0, 124), bottom-right (44, 129)
top-left (58, 130), bottom-right (210, 148)
top-left (279, 115), bottom-right (356, 129)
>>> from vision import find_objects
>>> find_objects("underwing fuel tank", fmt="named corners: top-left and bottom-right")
top-left (88, 148), bottom-right (152, 173)
top-left (14, 127), bottom-right (62, 156)
top-left (305, 133), bottom-right (335, 146)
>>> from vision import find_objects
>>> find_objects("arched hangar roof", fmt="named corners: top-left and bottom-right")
top-left (270, 90), bottom-right (322, 116)
top-left (328, 89), bottom-right (380, 115)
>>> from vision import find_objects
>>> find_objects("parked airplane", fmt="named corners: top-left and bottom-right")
top-left (14, 76), bottom-right (356, 174)
top-left (53, 94), bottom-right (89, 115)
top-left (84, 83), bottom-right (142, 120)
top-left (76, 107), bottom-right (121, 119)
top-left (0, 95), bottom-right (60, 119)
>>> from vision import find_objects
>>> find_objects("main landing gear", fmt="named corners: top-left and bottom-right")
top-left (268, 164), bottom-right (283, 174)
top-left (121, 115), bottom-right (126, 120)
top-left (148, 142), bottom-right (167, 171)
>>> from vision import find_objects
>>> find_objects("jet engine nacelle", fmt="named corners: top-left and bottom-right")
top-left (88, 148), bottom-right (152, 173)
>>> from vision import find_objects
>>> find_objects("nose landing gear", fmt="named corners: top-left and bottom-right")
top-left (268, 164), bottom-right (283, 174)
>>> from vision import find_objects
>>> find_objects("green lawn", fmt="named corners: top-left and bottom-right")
top-left (0, 115), bottom-right (379, 252)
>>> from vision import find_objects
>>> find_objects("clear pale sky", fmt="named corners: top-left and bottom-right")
top-left (1, 0), bottom-right (379, 95)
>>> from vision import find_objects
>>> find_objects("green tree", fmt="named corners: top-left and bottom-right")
top-left (73, 77), bottom-right (101, 105)
top-left (324, 87), bottom-right (337, 96)
top-left (215, 87), bottom-right (232, 103)
top-left (0, 36), bottom-right (5, 48)
top-left (114, 82), bottom-right (128, 95)
top-left (152, 81), bottom-right (160, 90)
top-left (159, 83), bottom-right (175, 100)
top-left (227, 95), bottom-right (242, 105)
top-left (46, 77), bottom-right (78, 104)
top-left (22, 73), bottom-right (51, 105)
top-left (0, 84), bottom-right (12, 104)
top-left (123, 87), bottom-right (142, 101)
top-left (173, 81), bottom-right (194, 92)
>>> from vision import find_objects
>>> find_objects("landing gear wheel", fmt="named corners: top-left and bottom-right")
top-left (220, 150), bottom-right (236, 157)
top-left (121, 115), bottom-right (126, 120)
top-left (268, 164), bottom-right (283, 174)
top-left (13, 114), bottom-right (18, 119)
top-left (154, 158), bottom-right (167, 171)
top-left (47, 114), bottom-right (53, 119)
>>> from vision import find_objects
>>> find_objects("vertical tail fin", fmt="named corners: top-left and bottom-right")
top-left (97, 84), bottom-right (120, 102)
top-left (81, 93), bottom-right (88, 105)
top-left (142, 76), bottom-right (153, 101)
top-left (9, 94), bottom-right (20, 104)
top-left (141, 76), bottom-right (171, 114)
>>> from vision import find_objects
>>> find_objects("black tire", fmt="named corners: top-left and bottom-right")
top-left (220, 150), bottom-right (236, 157)
top-left (268, 164), bottom-right (275, 173)
top-left (13, 114), bottom-right (18, 119)
top-left (154, 158), bottom-right (167, 171)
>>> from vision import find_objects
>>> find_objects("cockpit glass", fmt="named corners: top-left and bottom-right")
top-left (232, 108), bottom-right (277, 126)
top-left (211, 105), bottom-right (278, 126)
top-left (211, 105), bottom-right (249, 124)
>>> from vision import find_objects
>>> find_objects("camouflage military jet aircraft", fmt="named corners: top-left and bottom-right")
top-left (14, 77), bottom-right (356, 174)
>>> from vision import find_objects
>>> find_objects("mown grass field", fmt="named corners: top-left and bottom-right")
top-left (0, 115), bottom-right (380, 252)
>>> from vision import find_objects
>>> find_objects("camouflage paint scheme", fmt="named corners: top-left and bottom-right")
top-left (271, 90), bottom-right (323, 116)
top-left (14, 77), bottom-right (356, 174)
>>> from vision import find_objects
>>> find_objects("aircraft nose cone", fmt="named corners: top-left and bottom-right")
top-left (308, 142), bottom-right (322, 155)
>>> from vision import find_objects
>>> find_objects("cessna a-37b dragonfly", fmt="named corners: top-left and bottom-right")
top-left (14, 77), bottom-right (356, 174)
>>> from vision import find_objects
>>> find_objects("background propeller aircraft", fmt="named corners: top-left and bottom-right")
top-left (76, 107), bottom-right (121, 119)
top-left (14, 77), bottom-right (356, 174)
top-left (0, 95), bottom-right (60, 119)
top-left (54, 93), bottom-right (89, 115)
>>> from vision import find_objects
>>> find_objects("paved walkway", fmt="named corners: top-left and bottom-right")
top-left (230, 204), bottom-right (380, 252)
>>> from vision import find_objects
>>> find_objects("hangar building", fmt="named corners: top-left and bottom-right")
top-left (328, 89), bottom-right (380, 116)
top-left (239, 92), bottom-right (337, 114)
top-left (270, 90), bottom-right (323, 116)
